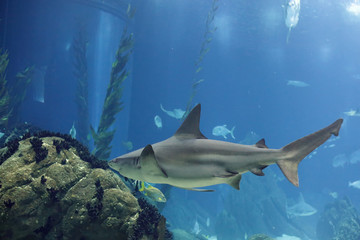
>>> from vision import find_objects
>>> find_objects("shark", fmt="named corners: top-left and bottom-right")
top-left (109, 104), bottom-right (343, 191)
top-left (286, 193), bottom-right (317, 218)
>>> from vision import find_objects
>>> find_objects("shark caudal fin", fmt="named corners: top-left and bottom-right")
top-left (278, 119), bottom-right (343, 187)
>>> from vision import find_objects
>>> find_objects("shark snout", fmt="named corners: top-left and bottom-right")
top-left (108, 158), bottom-right (121, 171)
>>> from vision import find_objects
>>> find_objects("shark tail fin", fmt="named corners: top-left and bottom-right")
top-left (277, 119), bottom-right (343, 187)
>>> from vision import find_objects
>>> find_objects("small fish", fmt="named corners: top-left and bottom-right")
top-left (329, 192), bottom-right (338, 199)
top-left (344, 109), bottom-right (360, 117)
top-left (122, 141), bottom-right (133, 151)
top-left (287, 80), bottom-right (309, 87)
top-left (332, 154), bottom-right (347, 168)
top-left (136, 181), bottom-right (166, 202)
top-left (206, 217), bottom-right (210, 227)
top-left (349, 180), bottom-right (360, 189)
top-left (160, 104), bottom-right (185, 120)
top-left (154, 115), bottom-right (162, 128)
top-left (212, 125), bottom-right (235, 139)
top-left (69, 122), bottom-right (76, 139)
top-left (350, 149), bottom-right (360, 164)
top-left (192, 219), bottom-right (200, 235)
top-left (324, 144), bottom-right (336, 149)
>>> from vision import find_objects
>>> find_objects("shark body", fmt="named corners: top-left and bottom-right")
top-left (109, 104), bottom-right (343, 191)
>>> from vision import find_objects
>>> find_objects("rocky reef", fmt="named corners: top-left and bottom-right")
top-left (0, 134), bottom-right (171, 240)
top-left (248, 234), bottom-right (274, 240)
top-left (316, 197), bottom-right (360, 240)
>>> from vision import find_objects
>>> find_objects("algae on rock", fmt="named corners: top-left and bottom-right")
top-left (0, 135), bottom-right (140, 239)
top-left (316, 197), bottom-right (360, 240)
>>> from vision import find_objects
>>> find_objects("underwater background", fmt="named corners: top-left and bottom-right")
top-left (1, 0), bottom-right (360, 239)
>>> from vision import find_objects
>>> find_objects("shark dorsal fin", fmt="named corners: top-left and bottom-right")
top-left (174, 104), bottom-right (207, 139)
top-left (255, 138), bottom-right (268, 148)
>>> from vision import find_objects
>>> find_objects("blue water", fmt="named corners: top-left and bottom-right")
top-left (1, 0), bottom-right (360, 239)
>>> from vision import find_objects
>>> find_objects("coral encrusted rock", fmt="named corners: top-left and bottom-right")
top-left (316, 197), bottom-right (360, 240)
top-left (0, 136), bottom-right (139, 240)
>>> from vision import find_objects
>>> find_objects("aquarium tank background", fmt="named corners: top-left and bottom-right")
top-left (0, 0), bottom-right (360, 239)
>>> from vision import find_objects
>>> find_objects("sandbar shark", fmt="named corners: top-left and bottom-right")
top-left (109, 104), bottom-right (343, 191)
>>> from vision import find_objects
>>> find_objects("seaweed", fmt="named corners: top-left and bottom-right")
top-left (46, 187), bottom-right (59, 202)
top-left (8, 66), bottom-right (33, 125)
top-left (94, 179), bottom-right (104, 201)
top-left (73, 27), bottom-right (90, 147)
top-left (41, 175), bottom-right (47, 184)
top-left (130, 198), bottom-right (173, 240)
top-left (90, 27), bottom-right (134, 160)
top-left (30, 137), bottom-right (48, 163)
top-left (53, 139), bottom-right (70, 154)
top-left (22, 130), bottom-right (108, 169)
top-left (0, 138), bottom-right (19, 165)
top-left (0, 49), bottom-right (33, 129)
top-left (30, 137), bottom-right (43, 149)
top-left (86, 201), bottom-right (103, 221)
top-left (184, 0), bottom-right (219, 118)
top-left (86, 179), bottom-right (104, 221)
top-left (0, 49), bottom-right (10, 129)
top-left (34, 216), bottom-right (54, 236)
top-left (0, 122), bottom-right (42, 148)
top-left (4, 199), bottom-right (15, 209)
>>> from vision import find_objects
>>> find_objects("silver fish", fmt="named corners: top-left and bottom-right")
top-left (154, 115), bottom-right (162, 128)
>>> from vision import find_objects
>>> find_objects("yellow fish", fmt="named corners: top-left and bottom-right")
top-left (136, 181), bottom-right (166, 202)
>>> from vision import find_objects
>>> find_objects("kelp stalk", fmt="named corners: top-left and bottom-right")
top-left (0, 49), bottom-right (10, 129)
top-left (73, 29), bottom-right (90, 146)
top-left (91, 28), bottom-right (134, 160)
top-left (184, 0), bottom-right (219, 118)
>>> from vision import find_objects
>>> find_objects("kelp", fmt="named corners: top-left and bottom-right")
top-left (91, 28), bottom-right (134, 160)
top-left (8, 66), bottom-right (33, 124)
top-left (73, 28), bottom-right (90, 147)
top-left (0, 49), bottom-right (10, 128)
top-left (183, 0), bottom-right (219, 118)
top-left (0, 49), bottom-right (33, 129)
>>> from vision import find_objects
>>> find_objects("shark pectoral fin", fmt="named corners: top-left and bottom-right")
top-left (181, 187), bottom-right (214, 192)
top-left (226, 174), bottom-right (242, 190)
top-left (250, 167), bottom-right (265, 176)
top-left (140, 145), bottom-right (168, 178)
top-left (255, 138), bottom-right (268, 149)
